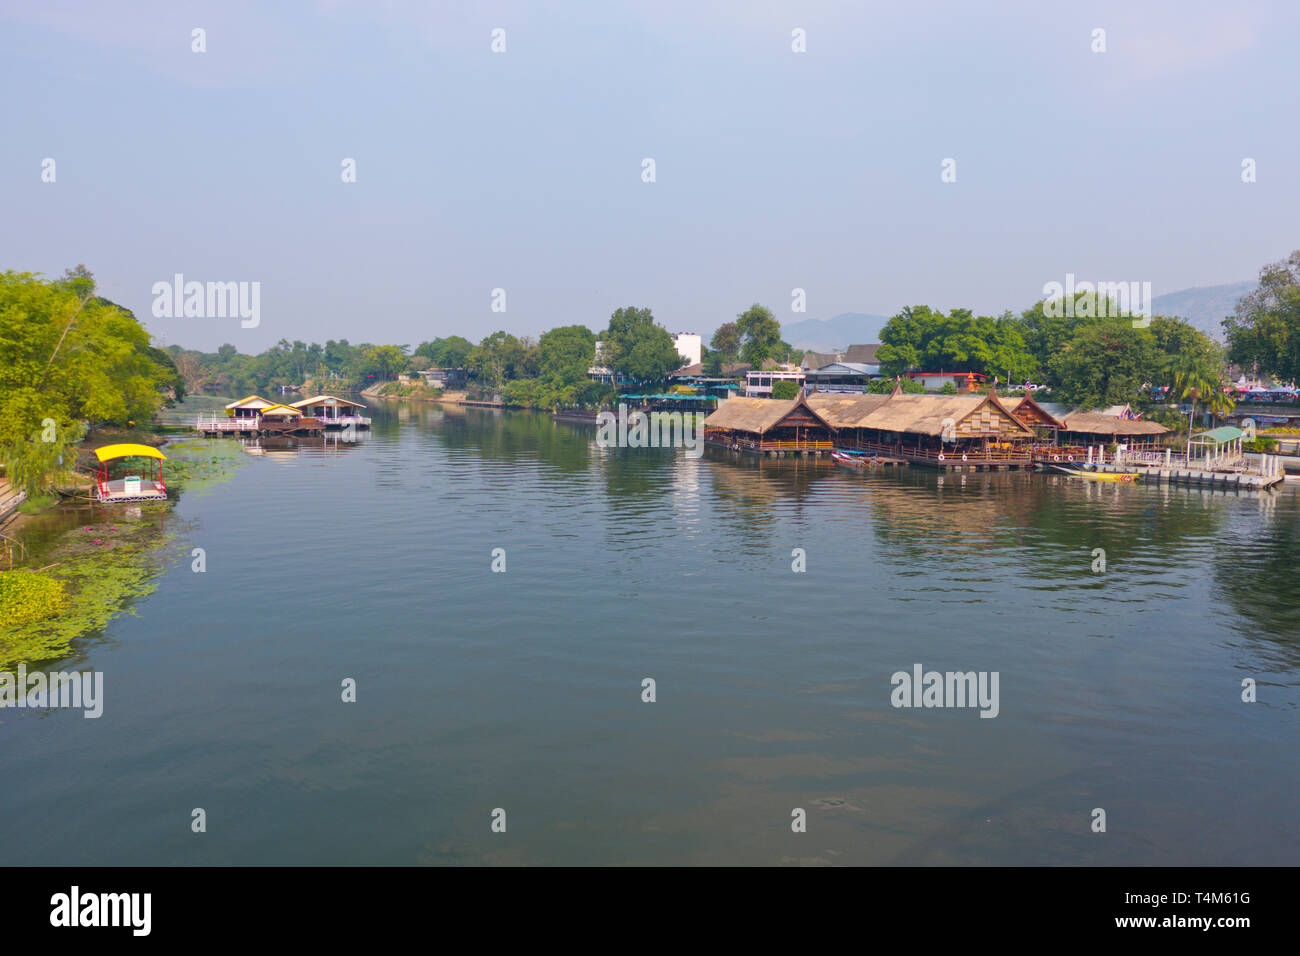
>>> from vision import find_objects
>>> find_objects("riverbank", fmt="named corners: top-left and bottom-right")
top-left (0, 438), bottom-right (246, 667)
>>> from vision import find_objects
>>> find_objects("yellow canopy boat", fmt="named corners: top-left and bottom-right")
top-left (93, 444), bottom-right (169, 501)
top-left (1052, 465), bottom-right (1137, 483)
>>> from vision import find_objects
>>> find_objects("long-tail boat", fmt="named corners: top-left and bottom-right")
top-left (1052, 465), bottom-right (1138, 483)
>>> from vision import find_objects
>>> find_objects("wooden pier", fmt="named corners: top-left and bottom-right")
top-left (0, 478), bottom-right (26, 526)
top-left (1091, 463), bottom-right (1285, 490)
top-left (705, 437), bottom-right (832, 458)
top-left (193, 414), bottom-right (325, 437)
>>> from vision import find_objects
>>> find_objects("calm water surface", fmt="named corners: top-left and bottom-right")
top-left (2, 402), bottom-right (1298, 865)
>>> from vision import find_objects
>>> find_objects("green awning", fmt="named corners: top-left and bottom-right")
top-left (1191, 426), bottom-right (1244, 444)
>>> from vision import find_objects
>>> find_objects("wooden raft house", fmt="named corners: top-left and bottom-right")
top-left (193, 394), bottom-right (366, 436)
top-left (290, 395), bottom-right (372, 429)
top-left (1013, 397), bottom-right (1169, 466)
top-left (807, 387), bottom-right (1037, 469)
top-left (702, 395), bottom-right (835, 456)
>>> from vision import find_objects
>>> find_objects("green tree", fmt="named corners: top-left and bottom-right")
top-left (876, 305), bottom-right (1036, 381)
top-left (736, 304), bottom-right (781, 366)
top-left (1167, 350), bottom-right (1218, 430)
top-left (1225, 250), bottom-right (1300, 383)
top-left (416, 335), bottom-right (475, 369)
top-left (602, 307), bottom-right (681, 383)
top-left (865, 376), bottom-right (925, 394)
top-left (467, 332), bottom-right (532, 389)
top-left (1048, 321), bottom-right (1158, 408)
top-left (771, 380), bottom-right (800, 400)
top-left (710, 322), bottom-right (741, 360)
top-left (361, 344), bottom-right (408, 382)
top-left (538, 325), bottom-right (596, 385)
top-left (0, 270), bottom-right (176, 493)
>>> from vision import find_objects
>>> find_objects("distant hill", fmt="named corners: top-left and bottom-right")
top-left (1152, 281), bottom-right (1255, 340)
top-left (781, 312), bottom-right (889, 352)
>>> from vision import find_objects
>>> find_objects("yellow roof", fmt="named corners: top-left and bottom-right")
top-left (225, 395), bottom-right (274, 410)
top-left (94, 443), bottom-right (167, 462)
top-left (290, 395), bottom-right (365, 409)
top-left (259, 404), bottom-right (302, 415)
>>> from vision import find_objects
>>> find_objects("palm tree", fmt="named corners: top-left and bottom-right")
top-left (1169, 354), bottom-right (1215, 424)
top-left (1205, 387), bottom-right (1236, 428)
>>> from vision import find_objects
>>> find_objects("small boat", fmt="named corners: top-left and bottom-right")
top-left (92, 444), bottom-right (169, 501)
top-left (832, 449), bottom-right (879, 467)
top-left (1052, 465), bottom-right (1138, 482)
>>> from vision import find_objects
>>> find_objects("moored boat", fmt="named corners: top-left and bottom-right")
top-left (1052, 465), bottom-right (1138, 482)
top-left (92, 444), bottom-right (169, 501)
top-left (832, 449), bottom-right (878, 467)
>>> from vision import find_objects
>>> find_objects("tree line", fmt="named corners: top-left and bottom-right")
top-left (0, 268), bottom-right (184, 495)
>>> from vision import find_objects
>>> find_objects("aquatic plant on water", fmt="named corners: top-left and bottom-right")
top-left (0, 570), bottom-right (69, 627)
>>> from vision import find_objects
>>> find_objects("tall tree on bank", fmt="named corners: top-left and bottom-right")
top-left (538, 325), bottom-right (597, 385)
top-left (1047, 321), bottom-right (1158, 408)
top-left (0, 269), bottom-right (177, 493)
top-left (1225, 250), bottom-right (1300, 383)
top-left (876, 305), bottom-right (1037, 382)
top-left (736, 304), bottom-right (781, 367)
top-left (467, 332), bottom-right (531, 389)
top-left (415, 336), bottom-right (474, 369)
top-left (602, 307), bottom-right (681, 382)
top-left (710, 322), bottom-right (741, 361)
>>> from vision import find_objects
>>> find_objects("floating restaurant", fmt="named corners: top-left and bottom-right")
top-left (701, 386), bottom-right (1178, 471)
top-left (701, 387), bottom-right (1038, 467)
top-left (193, 394), bottom-right (367, 436)
top-left (1015, 398), bottom-right (1169, 465)
top-left (702, 395), bottom-right (835, 456)
top-left (290, 395), bottom-right (373, 428)
top-left (807, 388), bottom-right (1037, 468)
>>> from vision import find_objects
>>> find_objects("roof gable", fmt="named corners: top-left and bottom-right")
top-left (1012, 393), bottom-right (1066, 429)
top-left (703, 395), bottom-right (835, 435)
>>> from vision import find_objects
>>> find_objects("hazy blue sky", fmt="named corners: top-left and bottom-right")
top-left (2, 0), bottom-right (1296, 352)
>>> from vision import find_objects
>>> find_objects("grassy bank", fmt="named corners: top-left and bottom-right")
top-left (0, 438), bottom-right (246, 667)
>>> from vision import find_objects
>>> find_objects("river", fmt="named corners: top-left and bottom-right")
top-left (1, 401), bottom-right (1297, 865)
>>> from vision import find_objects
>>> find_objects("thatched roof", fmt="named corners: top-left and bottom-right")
top-left (291, 395), bottom-right (366, 409)
top-left (1058, 413), bottom-right (1167, 436)
top-left (702, 396), bottom-right (833, 434)
top-left (843, 344), bottom-right (881, 366)
top-left (1012, 394), bottom-right (1067, 429)
top-left (802, 393), bottom-right (893, 426)
top-left (800, 344), bottom-right (881, 369)
top-left (807, 392), bottom-right (1034, 438)
top-left (800, 351), bottom-right (841, 370)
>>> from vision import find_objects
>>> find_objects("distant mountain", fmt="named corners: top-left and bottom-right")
top-left (776, 283), bottom-right (1257, 351)
top-left (1152, 281), bottom-right (1255, 340)
top-left (780, 312), bottom-right (889, 352)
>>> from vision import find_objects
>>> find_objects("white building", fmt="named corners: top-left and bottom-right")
top-left (672, 332), bottom-right (702, 368)
top-left (745, 368), bottom-right (805, 398)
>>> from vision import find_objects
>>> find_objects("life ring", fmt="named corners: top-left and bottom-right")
top-left (961, 453), bottom-right (968, 462)
top-left (937, 453), bottom-right (945, 461)
top-left (1053, 455), bottom-right (1060, 461)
